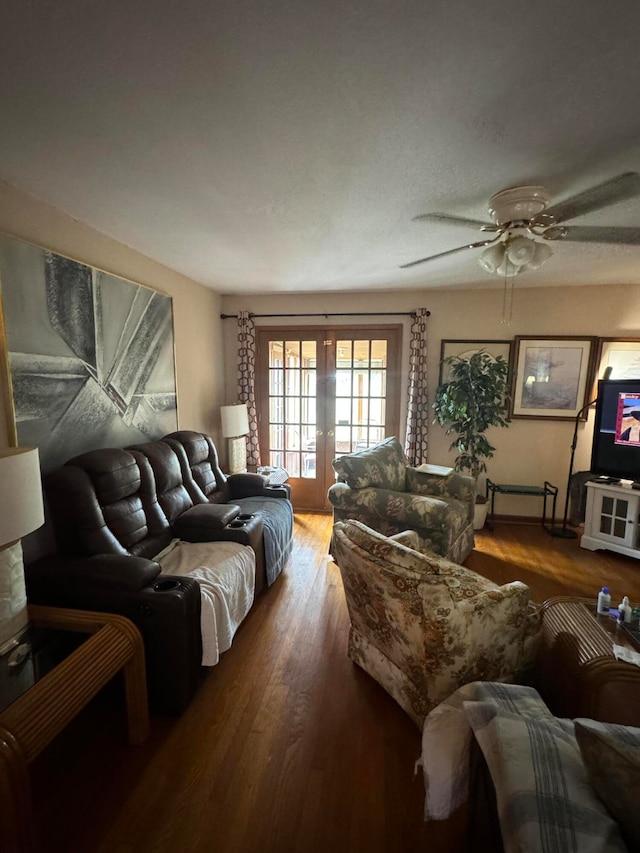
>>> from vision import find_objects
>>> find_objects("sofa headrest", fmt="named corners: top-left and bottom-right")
top-left (130, 441), bottom-right (182, 494)
top-left (332, 437), bottom-right (407, 491)
top-left (65, 448), bottom-right (141, 505)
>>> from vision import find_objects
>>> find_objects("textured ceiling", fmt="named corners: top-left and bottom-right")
top-left (1, 1), bottom-right (640, 294)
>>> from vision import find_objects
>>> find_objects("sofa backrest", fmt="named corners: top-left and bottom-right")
top-left (44, 447), bottom-right (172, 560)
top-left (164, 430), bottom-right (230, 505)
top-left (129, 440), bottom-right (194, 524)
top-left (332, 436), bottom-right (407, 491)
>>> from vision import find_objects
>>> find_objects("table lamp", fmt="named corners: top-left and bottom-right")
top-left (0, 447), bottom-right (45, 652)
top-left (220, 404), bottom-right (250, 474)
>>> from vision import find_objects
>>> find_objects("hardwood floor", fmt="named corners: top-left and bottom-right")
top-left (30, 515), bottom-right (640, 853)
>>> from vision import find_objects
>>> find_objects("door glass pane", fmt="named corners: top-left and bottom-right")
top-left (332, 337), bottom-right (391, 458)
top-left (369, 398), bottom-right (385, 425)
top-left (600, 516), bottom-right (611, 534)
top-left (269, 341), bottom-right (284, 367)
top-left (269, 398), bottom-right (283, 423)
top-left (353, 370), bottom-right (369, 397)
top-left (301, 369), bottom-right (316, 396)
top-left (269, 424), bottom-right (284, 450)
top-left (285, 397), bottom-right (300, 423)
top-left (264, 337), bottom-right (317, 481)
top-left (353, 340), bottom-right (370, 366)
top-left (285, 370), bottom-right (300, 395)
top-left (286, 341), bottom-right (300, 364)
top-left (353, 398), bottom-right (369, 425)
top-left (336, 341), bottom-right (352, 366)
top-left (602, 497), bottom-right (614, 515)
top-left (370, 370), bottom-right (386, 396)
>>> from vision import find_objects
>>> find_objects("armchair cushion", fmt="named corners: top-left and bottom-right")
top-left (332, 436), bottom-right (407, 491)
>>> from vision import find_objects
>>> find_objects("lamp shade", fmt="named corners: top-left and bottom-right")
top-left (478, 242), bottom-right (505, 273)
top-left (220, 404), bottom-right (249, 438)
top-left (0, 447), bottom-right (45, 546)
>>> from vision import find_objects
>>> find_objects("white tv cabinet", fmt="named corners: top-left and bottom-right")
top-left (581, 480), bottom-right (640, 559)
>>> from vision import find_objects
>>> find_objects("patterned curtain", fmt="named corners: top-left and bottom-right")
top-left (237, 311), bottom-right (261, 468)
top-left (404, 308), bottom-right (429, 466)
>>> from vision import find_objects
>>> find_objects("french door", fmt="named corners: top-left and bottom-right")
top-left (255, 326), bottom-right (402, 510)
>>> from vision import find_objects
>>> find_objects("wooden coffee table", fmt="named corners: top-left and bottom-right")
top-left (538, 596), bottom-right (640, 725)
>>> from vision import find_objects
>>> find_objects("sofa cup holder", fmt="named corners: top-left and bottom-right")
top-left (228, 520), bottom-right (247, 528)
top-left (237, 513), bottom-right (254, 520)
top-left (153, 579), bottom-right (181, 592)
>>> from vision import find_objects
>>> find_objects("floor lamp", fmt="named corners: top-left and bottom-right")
top-left (0, 447), bottom-right (45, 653)
top-left (220, 404), bottom-right (250, 474)
top-left (549, 366), bottom-right (613, 539)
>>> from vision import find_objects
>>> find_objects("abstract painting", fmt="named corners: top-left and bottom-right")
top-left (510, 336), bottom-right (596, 420)
top-left (0, 234), bottom-right (178, 473)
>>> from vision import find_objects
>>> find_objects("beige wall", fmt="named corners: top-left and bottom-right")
top-left (0, 181), bottom-right (226, 453)
top-left (222, 284), bottom-right (640, 517)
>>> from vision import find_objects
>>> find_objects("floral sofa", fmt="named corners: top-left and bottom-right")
top-left (331, 519), bottom-right (541, 728)
top-left (328, 437), bottom-right (475, 563)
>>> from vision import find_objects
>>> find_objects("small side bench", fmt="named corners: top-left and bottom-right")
top-left (485, 479), bottom-right (558, 531)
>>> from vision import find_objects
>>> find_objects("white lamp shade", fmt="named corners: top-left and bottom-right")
top-left (478, 242), bottom-right (505, 273)
top-left (525, 240), bottom-right (553, 270)
top-left (220, 404), bottom-right (250, 438)
top-left (0, 447), bottom-right (45, 546)
top-left (506, 235), bottom-right (536, 266)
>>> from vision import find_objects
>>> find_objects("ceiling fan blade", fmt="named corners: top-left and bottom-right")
top-left (413, 212), bottom-right (499, 230)
top-left (558, 225), bottom-right (640, 245)
top-left (544, 172), bottom-right (640, 224)
top-left (399, 239), bottom-right (495, 269)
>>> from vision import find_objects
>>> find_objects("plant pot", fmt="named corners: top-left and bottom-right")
top-left (473, 500), bottom-right (489, 530)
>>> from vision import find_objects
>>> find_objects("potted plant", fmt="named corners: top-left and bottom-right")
top-left (432, 350), bottom-right (511, 529)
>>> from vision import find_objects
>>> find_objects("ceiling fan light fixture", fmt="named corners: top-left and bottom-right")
top-left (525, 240), bottom-right (553, 270)
top-left (506, 235), bottom-right (536, 266)
top-left (478, 242), bottom-right (505, 273)
top-left (495, 256), bottom-right (522, 278)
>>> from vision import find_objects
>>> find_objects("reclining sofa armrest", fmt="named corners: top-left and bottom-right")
top-left (26, 555), bottom-right (203, 714)
top-left (26, 554), bottom-right (161, 597)
top-left (227, 472), bottom-right (289, 499)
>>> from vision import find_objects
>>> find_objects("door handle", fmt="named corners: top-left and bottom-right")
top-left (316, 430), bottom-right (323, 436)
top-left (327, 430), bottom-right (335, 437)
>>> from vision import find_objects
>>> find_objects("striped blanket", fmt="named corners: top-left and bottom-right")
top-left (419, 681), bottom-right (629, 852)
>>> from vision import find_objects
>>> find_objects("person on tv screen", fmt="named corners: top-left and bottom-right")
top-left (620, 409), bottom-right (640, 443)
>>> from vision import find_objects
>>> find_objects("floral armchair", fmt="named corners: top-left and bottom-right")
top-left (331, 519), bottom-right (541, 728)
top-left (328, 437), bottom-right (475, 563)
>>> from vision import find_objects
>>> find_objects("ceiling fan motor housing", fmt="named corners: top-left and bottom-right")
top-left (488, 185), bottom-right (550, 225)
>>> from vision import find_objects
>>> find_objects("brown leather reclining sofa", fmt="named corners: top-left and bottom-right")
top-left (26, 430), bottom-right (293, 714)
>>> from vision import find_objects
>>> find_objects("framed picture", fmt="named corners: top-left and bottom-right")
top-left (510, 336), bottom-right (597, 420)
top-left (438, 339), bottom-right (513, 385)
top-left (0, 233), bottom-right (178, 473)
top-left (596, 338), bottom-right (640, 380)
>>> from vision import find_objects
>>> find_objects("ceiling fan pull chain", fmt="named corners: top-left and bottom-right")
top-left (501, 272), bottom-right (514, 326)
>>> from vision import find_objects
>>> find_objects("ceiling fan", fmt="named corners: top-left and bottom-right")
top-left (400, 172), bottom-right (640, 275)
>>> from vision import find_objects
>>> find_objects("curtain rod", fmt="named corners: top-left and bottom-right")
top-left (220, 310), bottom-right (429, 319)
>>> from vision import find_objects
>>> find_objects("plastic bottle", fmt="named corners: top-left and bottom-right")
top-left (618, 595), bottom-right (632, 624)
top-left (597, 586), bottom-right (611, 615)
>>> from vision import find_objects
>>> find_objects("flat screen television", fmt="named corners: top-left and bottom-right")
top-left (590, 378), bottom-right (640, 482)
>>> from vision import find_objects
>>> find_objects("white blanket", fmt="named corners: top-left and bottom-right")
top-left (154, 539), bottom-right (255, 666)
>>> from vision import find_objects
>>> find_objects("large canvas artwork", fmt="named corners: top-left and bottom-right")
top-left (0, 234), bottom-right (178, 473)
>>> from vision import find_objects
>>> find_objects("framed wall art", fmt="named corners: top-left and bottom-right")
top-left (510, 336), bottom-right (597, 420)
top-left (438, 339), bottom-right (513, 385)
top-left (596, 337), bottom-right (640, 380)
top-left (0, 233), bottom-right (178, 473)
